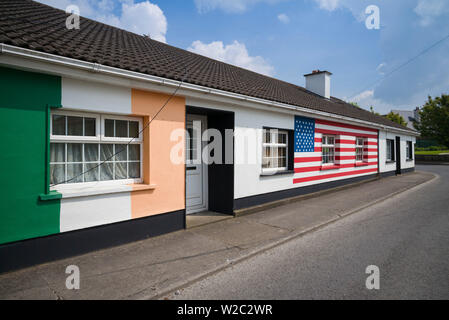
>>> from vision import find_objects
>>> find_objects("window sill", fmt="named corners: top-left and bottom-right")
top-left (355, 162), bottom-right (370, 167)
top-left (260, 170), bottom-right (295, 177)
top-left (386, 161), bottom-right (396, 164)
top-left (321, 165), bottom-right (340, 171)
top-left (50, 183), bottom-right (156, 199)
top-left (39, 191), bottom-right (63, 201)
top-left (406, 159), bottom-right (414, 162)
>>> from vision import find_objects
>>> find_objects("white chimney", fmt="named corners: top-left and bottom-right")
top-left (304, 70), bottom-right (332, 99)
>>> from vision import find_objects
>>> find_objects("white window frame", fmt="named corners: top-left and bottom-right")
top-left (50, 110), bottom-right (101, 142)
top-left (386, 139), bottom-right (395, 162)
top-left (406, 141), bottom-right (413, 161)
top-left (50, 111), bottom-right (144, 189)
top-left (356, 137), bottom-right (365, 162)
top-left (262, 128), bottom-right (289, 174)
top-left (101, 114), bottom-right (143, 143)
top-left (322, 135), bottom-right (336, 165)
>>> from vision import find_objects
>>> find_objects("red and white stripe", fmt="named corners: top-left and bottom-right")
top-left (294, 119), bottom-right (379, 186)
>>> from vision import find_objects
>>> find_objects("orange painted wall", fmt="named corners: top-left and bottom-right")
top-left (130, 89), bottom-right (185, 219)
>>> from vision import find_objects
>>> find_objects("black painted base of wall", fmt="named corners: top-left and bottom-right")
top-left (379, 171), bottom-right (397, 178)
top-left (402, 167), bottom-right (416, 174)
top-left (0, 210), bottom-right (185, 274)
top-left (236, 167), bottom-right (417, 210)
top-left (234, 173), bottom-right (379, 210)
top-left (379, 167), bottom-right (415, 178)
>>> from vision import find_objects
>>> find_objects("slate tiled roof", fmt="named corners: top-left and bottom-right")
top-left (0, 0), bottom-right (415, 132)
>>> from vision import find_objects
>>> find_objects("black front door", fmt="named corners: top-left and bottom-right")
top-left (395, 136), bottom-right (401, 175)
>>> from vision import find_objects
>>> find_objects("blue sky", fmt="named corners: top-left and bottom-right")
top-left (39, 0), bottom-right (449, 114)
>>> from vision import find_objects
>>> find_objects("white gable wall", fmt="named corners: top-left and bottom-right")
top-left (379, 130), bottom-right (416, 173)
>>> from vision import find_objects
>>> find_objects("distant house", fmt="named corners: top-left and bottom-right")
top-left (391, 108), bottom-right (421, 130)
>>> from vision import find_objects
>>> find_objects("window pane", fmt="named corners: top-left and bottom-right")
top-left (129, 162), bottom-right (141, 179)
top-left (84, 118), bottom-right (96, 136)
top-left (100, 144), bottom-right (113, 161)
top-left (67, 143), bottom-right (82, 162)
top-left (263, 158), bottom-right (273, 169)
top-left (262, 158), bottom-right (270, 169)
top-left (105, 119), bottom-right (114, 137)
top-left (50, 143), bottom-right (65, 162)
top-left (264, 130), bottom-right (271, 143)
top-left (67, 116), bottom-right (83, 136)
top-left (116, 120), bottom-right (128, 138)
top-left (84, 163), bottom-right (99, 182)
top-left (264, 147), bottom-right (271, 157)
top-left (129, 144), bottom-right (140, 161)
top-left (52, 115), bottom-right (66, 135)
top-left (100, 162), bottom-right (114, 181)
top-left (67, 163), bottom-right (83, 183)
top-left (129, 121), bottom-right (139, 138)
top-left (85, 144), bottom-right (99, 162)
top-left (115, 162), bottom-right (127, 180)
top-left (278, 133), bottom-right (287, 144)
top-left (115, 144), bottom-right (127, 161)
top-left (279, 157), bottom-right (287, 168)
top-left (278, 147), bottom-right (286, 158)
top-left (50, 164), bottom-right (65, 185)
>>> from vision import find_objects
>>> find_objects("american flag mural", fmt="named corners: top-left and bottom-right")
top-left (294, 116), bottom-right (379, 185)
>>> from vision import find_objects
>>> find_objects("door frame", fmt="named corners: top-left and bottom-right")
top-left (186, 105), bottom-right (235, 216)
top-left (185, 114), bottom-right (208, 215)
top-left (395, 136), bottom-right (402, 175)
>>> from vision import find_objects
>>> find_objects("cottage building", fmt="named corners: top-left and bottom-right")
top-left (0, 0), bottom-right (418, 272)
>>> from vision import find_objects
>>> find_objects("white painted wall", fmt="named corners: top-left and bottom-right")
top-left (60, 192), bottom-right (132, 233)
top-left (379, 130), bottom-right (416, 173)
top-left (62, 77), bottom-right (132, 115)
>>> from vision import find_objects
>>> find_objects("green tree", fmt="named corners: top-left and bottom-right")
top-left (414, 94), bottom-right (449, 147)
top-left (385, 111), bottom-right (407, 126)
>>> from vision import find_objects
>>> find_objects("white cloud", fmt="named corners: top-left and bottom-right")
top-left (277, 13), bottom-right (290, 24)
top-left (37, 0), bottom-right (167, 42)
top-left (376, 62), bottom-right (387, 75)
top-left (414, 0), bottom-right (449, 26)
top-left (345, 90), bottom-right (396, 114)
top-left (311, 0), bottom-right (373, 22)
top-left (116, 2), bottom-right (167, 42)
top-left (351, 90), bottom-right (374, 103)
top-left (313, 0), bottom-right (340, 11)
top-left (188, 40), bottom-right (275, 76)
top-left (194, 0), bottom-right (285, 13)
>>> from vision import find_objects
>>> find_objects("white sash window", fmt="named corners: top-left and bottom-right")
top-left (322, 135), bottom-right (335, 164)
top-left (262, 129), bottom-right (288, 173)
top-left (50, 111), bottom-right (143, 186)
top-left (356, 137), bottom-right (365, 162)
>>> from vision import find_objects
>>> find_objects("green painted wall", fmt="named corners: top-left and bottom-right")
top-left (0, 66), bottom-right (61, 245)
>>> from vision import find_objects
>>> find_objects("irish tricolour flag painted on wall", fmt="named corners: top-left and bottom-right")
top-left (293, 115), bottom-right (379, 186)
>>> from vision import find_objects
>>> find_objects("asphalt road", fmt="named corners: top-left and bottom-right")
top-left (171, 165), bottom-right (449, 300)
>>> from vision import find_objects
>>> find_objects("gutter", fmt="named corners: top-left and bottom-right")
top-left (0, 43), bottom-right (419, 136)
